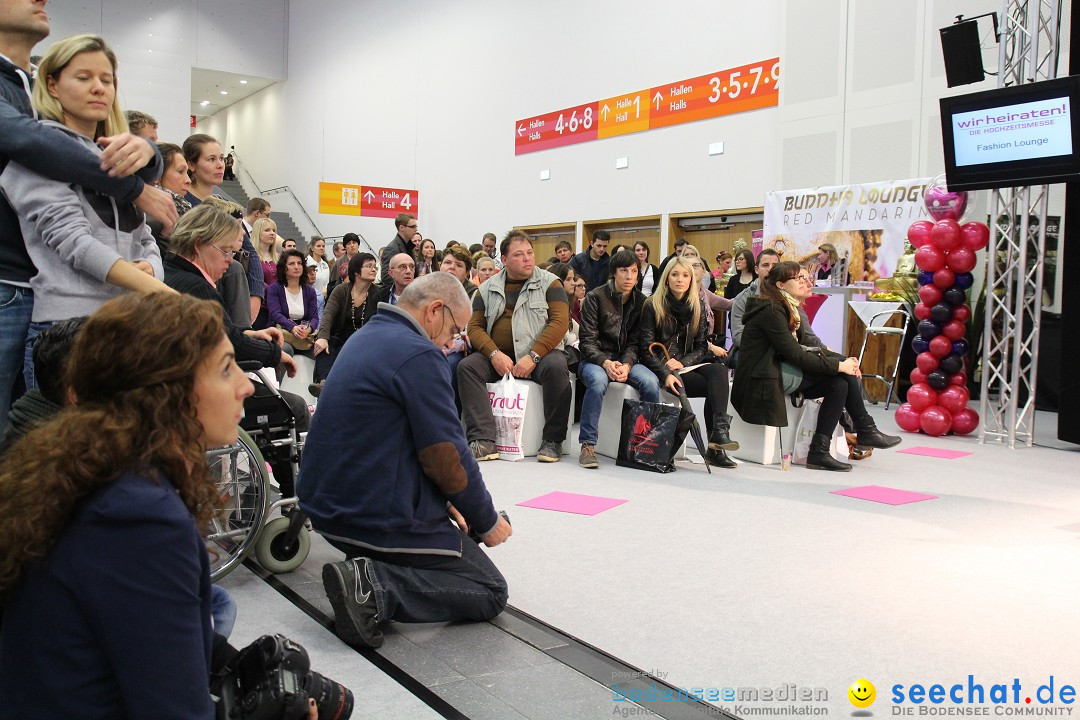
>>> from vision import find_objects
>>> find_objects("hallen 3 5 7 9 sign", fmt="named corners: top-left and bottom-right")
top-left (514, 57), bottom-right (780, 155)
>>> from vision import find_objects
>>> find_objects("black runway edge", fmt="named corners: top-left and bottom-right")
top-left (246, 558), bottom-right (741, 720)
top-left (496, 605), bottom-right (741, 720)
top-left (242, 559), bottom-right (471, 720)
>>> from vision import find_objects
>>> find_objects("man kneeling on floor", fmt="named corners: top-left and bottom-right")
top-left (298, 272), bottom-right (512, 649)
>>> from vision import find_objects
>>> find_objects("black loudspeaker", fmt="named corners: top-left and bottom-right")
top-left (940, 21), bottom-right (985, 87)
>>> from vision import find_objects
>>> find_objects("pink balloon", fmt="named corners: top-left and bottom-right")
top-left (952, 304), bottom-right (972, 323)
top-left (914, 302), bottom-right (932, 321)
top-left (960, 222), bottom-right (990, 251)
top-left (910, 367), bottom-right (928, 386)
top-left (915, 245), bottom-right (947, 272)
top-left (908, 220), bottom-right (935, 248)
top-left (946, 247), bottom-right (978, 273)
top-left (951, 407), bottom-right (980, 435)
top-left (933, 268), bottom-right (956, 289)
top-left (931, 219), bottom-right (962, 252)
top-left (942, 320), bottom-right (966, 341)
top-left (929, 335), bottom-right (953, 359)
top-left (916, 352), bottom-right (941, 374)
top-left (924, 184), bottom-right (969, 221)
top-left (907, 383), bottom-right (939, 412)
top-left (918, 284), bottom-right (944, 306)
top-left (949, 371), bottom-right (968, 387)
top-left (895, 403), bottom-right (923, 432)
top-left (939, 386), bottom-right (971, 415)
top-left (920, 406), bottom-right (954, 437)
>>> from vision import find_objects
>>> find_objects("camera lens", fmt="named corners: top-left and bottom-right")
top-left (304, 671), bottom-right (354, 720)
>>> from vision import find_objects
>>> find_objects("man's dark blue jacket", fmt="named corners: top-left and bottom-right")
top-left (298, 304), bottom-right (499, 555)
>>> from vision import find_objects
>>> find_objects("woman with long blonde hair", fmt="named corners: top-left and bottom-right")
top-left (0, 34), bottom-right (168, 390)
top-left (639, 257), bottom-right (739, 468)
top-left (0, 292), bottom-right (253, 717)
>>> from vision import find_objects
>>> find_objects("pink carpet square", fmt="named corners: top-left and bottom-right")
top-left (896, 446), bottom-right (973, 460)
top-left (517, 491), bottom-right (628, 516)
top-left (831, 485), bottom-right (938, 506)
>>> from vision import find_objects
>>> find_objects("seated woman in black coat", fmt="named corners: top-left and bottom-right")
top-left (640, 257), bottom-right (739, 469)
top-left (311, 252), bottom-right (379, 390)
top-left (0, 293), bottom-right (252, 718)
top-left (731, 262), bottom-right (900, 471)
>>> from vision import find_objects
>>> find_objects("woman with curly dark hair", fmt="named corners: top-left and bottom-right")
top-left (267, 248), bottom-right (320, 354)
top-left (0, 292), bottom-right (253, 718)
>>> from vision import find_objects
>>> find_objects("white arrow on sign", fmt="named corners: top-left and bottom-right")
top-left (517, 124), bottom-right (526, 137)
top-left (363, 190), bottom-right (375, 203)
top-left (600, 104), bottom-right (610, 121)
top-left (653, 91), bottom-right (663, 110)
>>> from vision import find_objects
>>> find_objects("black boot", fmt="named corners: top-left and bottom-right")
top-left (709, 416), bottom-right (739, 451)
top-left (806, 433), bottom-right (852, 472)
top-left (706, 447), bottom-right (737, 469)
top-left (854, 421), bottom-right (902, 449)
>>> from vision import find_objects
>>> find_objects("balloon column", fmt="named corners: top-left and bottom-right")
top-left (894, 182), bottom-right (988, 437)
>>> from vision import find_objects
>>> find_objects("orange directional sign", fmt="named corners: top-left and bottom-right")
top-left (318, 182), bottom-right (419, 218)
top-left (597, 90), bottom-right (651, 139)
top-left (515, 57), bottom-right (780, 154)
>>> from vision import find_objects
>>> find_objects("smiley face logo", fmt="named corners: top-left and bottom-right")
top-left (848, 679), bottom-right (876, 708)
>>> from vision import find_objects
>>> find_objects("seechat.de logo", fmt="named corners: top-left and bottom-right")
top-left (849, 679), bottom-right (877, 709)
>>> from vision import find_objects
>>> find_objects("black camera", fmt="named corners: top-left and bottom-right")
top-left (216, 634), bottom-right (353, 720)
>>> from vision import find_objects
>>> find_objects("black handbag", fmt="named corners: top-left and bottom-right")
top-left (616, 399), bottom-right (695, 473)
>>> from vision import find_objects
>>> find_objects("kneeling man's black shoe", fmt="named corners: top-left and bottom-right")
top-left (322, 559), bottom-right (384, 649)
top-left (705, 448), bottom-right (738, 469)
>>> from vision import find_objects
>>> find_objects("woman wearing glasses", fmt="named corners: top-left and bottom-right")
top-left (732, 262), bottom-right (900, 472)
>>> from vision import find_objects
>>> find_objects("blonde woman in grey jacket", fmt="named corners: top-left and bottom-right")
top-left (0, 35), bottom-right (168, 388)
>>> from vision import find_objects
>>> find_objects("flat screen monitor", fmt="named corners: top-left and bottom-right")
top-left (939, 75), bottom-right (1080, 191)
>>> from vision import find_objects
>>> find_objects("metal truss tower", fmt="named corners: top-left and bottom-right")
top-left (978, 0), bottom-right (1063, 447)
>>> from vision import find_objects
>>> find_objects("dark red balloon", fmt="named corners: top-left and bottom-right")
top-left (908, 220), bottom-right (935, 249)
top-left (960, 222), bottom-right (990, 251)
top-left (942, 320), bottom-right (966, 340)
top-left (949, 371), bottom-right (968, 387)
top-left (951, 407), bottom-right (980, 435)
top-left (946, 246), bottom-right (978, 273)
top-left (929, 335), bottom-right (953, 358)
top-left (907, 383), bottom-right (939, 412)
top-left (918, 285), bottom-right (944, 306)
top-left (939, 386), bottom-right (970, 414)
top-left (910, 367), bottom-right (928, 385)
top-left (931, 219), bottom-right (962, 252)
top-left (920, 405), bottom-right (954, 437)
top-left (914, 302), bottom-right (932, 321)
top-left (895, 403), bottom-right (923, 432)
top-left (916, 352), bottom-right (940, 374)
top-left (952, 304), bottom-right (972, 323)
top-left (915, 245), bottom-right (947, 272)
top-left (933, 268), bottom-right (956, 289)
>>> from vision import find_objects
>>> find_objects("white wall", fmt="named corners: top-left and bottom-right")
top-left (203, 0), bottom-right (1060, 258)
top-left (44, 0), bottom-right (287, 142)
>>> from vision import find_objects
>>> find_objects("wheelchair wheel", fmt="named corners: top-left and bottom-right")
top-left (206, 429), bottom-right (270, 581)
top-left (255, 516), bottom-right (311, 574)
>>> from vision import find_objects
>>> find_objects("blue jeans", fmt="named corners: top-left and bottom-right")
top-left (22, 320), bottom-right (54, 392)
top-left (328, 530), bottom-right (508, 624)
top-left (0, 284), bottom-right (33, 436)
top-left (577, 361), bottom-right (660, 446)
top-left (210, 584), bottom-right (237, 638)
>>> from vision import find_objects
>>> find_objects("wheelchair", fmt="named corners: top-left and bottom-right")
top-left (205, 363), bottom-right (311, 581)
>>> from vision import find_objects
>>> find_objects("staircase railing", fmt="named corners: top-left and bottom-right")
top-left (230, 153), bottom-right (376, 255)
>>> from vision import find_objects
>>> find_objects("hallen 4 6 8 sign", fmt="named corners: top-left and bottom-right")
top-left (318, 182), bottom-right (418, 219)
top-left (514, 57), bottom-right (780, 155)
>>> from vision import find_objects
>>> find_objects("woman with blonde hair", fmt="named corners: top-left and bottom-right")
top-left (816, 242), bottom-right (839, 280)
top-left (0, 292), bottom-right (253, 717)
top-left (639, 257), bottom-right (739, 468)
top-left (0, 34), bottom-right (169, 389)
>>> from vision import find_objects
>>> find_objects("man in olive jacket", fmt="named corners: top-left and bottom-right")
top-left (576, 250), bottom-right (659, 468)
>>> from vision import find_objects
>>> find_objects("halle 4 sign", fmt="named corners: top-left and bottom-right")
top-left (318, 182), bottom-right (418, 219)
